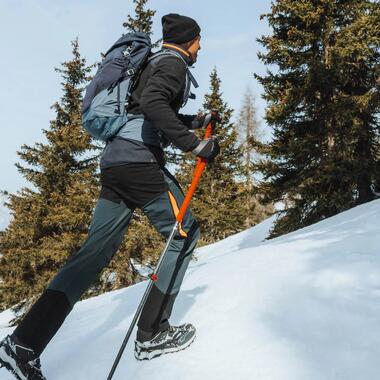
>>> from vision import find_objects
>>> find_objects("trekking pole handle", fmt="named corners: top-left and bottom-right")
top-left (176, 123), bottom-right (213, 223)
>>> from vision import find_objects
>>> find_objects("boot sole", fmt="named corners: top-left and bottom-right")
top-left (0, 345), bottom-right (24, 380)
top-left (134, 332), bottom-right (196, 361)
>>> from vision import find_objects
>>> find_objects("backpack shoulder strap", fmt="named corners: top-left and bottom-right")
top-left (147, 49), bottom-right (199, 106)
top-left (186, 68), bottom-right (199, 89)
top-left (148, 50), bottom-right (199, 88)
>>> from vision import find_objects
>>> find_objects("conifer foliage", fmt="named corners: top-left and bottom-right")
top-left (123, 0), bottom-right (161, 48)
top-left (177, 68), bottom-right (249, 244)
top-left (0, 1), bottom-right (165, 311)
top-left (255, 0), bottom-right (380, 237)
top-left (123, 0), bottom-right (155, 35)
top-left (0, 40), bottom-right (99, 311)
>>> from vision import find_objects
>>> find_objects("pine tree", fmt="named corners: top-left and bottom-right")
top-left (0, 1), bottom-right (166, 311)
top-left (176, 68), bottom-right (248, 244)
top-left (341, 2), bottom-right (380, 204)
top-left (255, 0), bottom-right (380, 237)
top-left (123, 0), bottom-right (162, 48)
top-left (0, 40), bottom-right (99, 311)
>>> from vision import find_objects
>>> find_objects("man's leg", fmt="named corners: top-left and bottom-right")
top-left (136, 167), bottom-right (201, 341)
top-left (13, 190), bottom-right (134, 356)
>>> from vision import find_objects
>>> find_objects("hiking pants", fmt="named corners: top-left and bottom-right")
top-left (14, 163), bottom-right (201, 355)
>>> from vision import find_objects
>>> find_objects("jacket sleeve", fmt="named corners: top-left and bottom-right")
top-left (178, 113), bottom-right (197, 129)
top-left (139, 56), bottom-right (200, 152)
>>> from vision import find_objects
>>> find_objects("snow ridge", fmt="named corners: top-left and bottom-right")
top-left (1, 200), bottom-right (380, 379)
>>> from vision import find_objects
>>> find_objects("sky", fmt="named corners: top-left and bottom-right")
top-left (0, 0), bottom-right (273, 215)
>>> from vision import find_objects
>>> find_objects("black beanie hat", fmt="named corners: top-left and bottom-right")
top-left (162, 13), bottom-right (201, 44)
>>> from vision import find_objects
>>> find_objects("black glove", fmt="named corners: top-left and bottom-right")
top-left (191, 110), bottom-right (222, 130)
top-left (191, 137), bottom-right (220, 163)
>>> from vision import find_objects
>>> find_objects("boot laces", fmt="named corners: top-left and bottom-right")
top-left (30, 357), bottom-right (42, 370)
top-left (168, 326), bottom-right (183, 340)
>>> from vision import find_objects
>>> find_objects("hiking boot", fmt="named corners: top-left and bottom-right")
top-left (0, 335), bottom-right (46, 380)
top-left (134, 323), bottom-right (196, 361)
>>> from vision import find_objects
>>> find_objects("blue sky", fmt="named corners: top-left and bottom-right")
top-left (0, 0), bottom-right (272, 197)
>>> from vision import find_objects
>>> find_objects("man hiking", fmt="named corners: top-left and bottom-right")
top-left (0, 13), bottom-right (220, 380)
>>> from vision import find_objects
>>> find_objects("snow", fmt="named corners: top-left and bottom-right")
top-left (1, 200), bottom-right (380, 379)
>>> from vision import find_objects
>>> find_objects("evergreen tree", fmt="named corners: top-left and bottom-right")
top-left (0, 1), bottom-right (166, 312)
top-left (0, 40), bottom-right (99, 311)
top-left (176, 68), bottom-right (247, 244)
top-left (123, 0), bottom-right (162, 48)
top-left (255, 0), bottom-right (380, 237)
top-left (342, 2), bottom-right (380, 203)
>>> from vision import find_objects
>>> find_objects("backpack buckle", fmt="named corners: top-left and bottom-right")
top-left (123, 46), bottom-right (133, 57)
top-left (126, 68), bottom-right (135, 76)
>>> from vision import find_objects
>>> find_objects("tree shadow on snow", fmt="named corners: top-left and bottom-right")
top-left (256, 204), bottom-right (380, 379)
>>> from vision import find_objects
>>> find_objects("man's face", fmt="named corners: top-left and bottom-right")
top-left (187, 35), bottom-right (201, 63)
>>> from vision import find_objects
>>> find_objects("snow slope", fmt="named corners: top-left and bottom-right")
top-left (1, 201), bottom-right (380, 380)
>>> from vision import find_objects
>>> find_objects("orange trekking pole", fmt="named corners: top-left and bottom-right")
top-left (107, 123), bottom-right (213, 380)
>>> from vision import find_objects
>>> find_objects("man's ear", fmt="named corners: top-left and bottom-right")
top-left (178, 41), bottom-right (191, 52)
top-left (184, 41), bottom-right (192, 50)
top-left (190, 37), bottom-right (199, 46)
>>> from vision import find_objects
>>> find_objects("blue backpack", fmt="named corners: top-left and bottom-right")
top-left (82, 32), bottom-right (198, 142)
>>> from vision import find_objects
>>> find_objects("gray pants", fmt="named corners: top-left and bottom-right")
top-left (14, 164), bottom-right (200, 353)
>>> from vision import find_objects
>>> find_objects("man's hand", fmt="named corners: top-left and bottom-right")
top-left (191, 137), bottom-right (220, 163)
top-left (191, 110), bottom-right (222, 130)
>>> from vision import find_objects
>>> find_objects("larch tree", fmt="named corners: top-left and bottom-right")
top-left (237, 88), bottom-right (273, 228)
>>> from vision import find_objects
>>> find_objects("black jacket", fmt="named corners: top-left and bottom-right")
top-left (100, 45), bottom-right (200, 169)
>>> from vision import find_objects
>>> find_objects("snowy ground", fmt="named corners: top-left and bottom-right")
top-left (1, 200), bottom-right (380, 379)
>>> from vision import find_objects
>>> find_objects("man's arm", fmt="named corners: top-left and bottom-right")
top-left (139, 57), bottom-right (200, 151)
top-left (177, 113), bottom-right (198, 129)
top-left (179, 112), bottom-right (222, 130)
